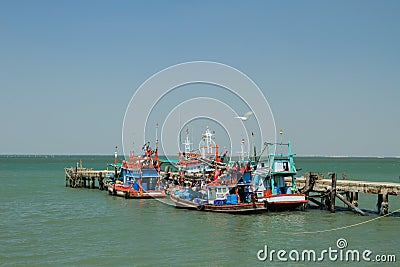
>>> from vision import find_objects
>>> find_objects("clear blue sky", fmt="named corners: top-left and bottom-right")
top-left (1, 0), bottom-right (399, 156)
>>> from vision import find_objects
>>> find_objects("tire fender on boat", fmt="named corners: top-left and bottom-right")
top-left (264, 200), bottom-right (269, 210)
top-left (197, 204), bottom-right (205, 211)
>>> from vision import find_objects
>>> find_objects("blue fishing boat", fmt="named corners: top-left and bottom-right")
top-left (252, 135), bottom-right (308, 211)
top-left (170, 155), bottom-right (268, 214)
top-left (107, 142), bottom-right (166, 199)
top-left (170, 177), bottom-right (268, 214)
top-left (170, 131), bottom-right (307, 212)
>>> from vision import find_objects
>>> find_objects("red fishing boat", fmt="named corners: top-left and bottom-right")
top-left (107, 141), bottom-right (166, 199)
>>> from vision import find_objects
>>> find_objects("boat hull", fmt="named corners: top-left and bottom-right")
top-left (170, 194), bottom-right (199, 209)
top-left (170, 194), bottom-right (268, 214)
top-left (107, 184), bottom-right (166, 199)
top-left (261, 194), bottom-right (308, 211)
top-left (202, 202), bottom-right (268, 214)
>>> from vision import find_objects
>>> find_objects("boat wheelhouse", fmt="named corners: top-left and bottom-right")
top-left (107, 142), bottom-right (166, 199)
top-left (252, 140), bottom-right (307, 211)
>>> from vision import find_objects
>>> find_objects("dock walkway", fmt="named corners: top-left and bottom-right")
top-left (65, 167), bottom-right (114, 190)
top-left (287, 172), bottom-right (400, 215)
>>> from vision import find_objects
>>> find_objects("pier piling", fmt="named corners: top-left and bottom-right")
top-left (329, 173), bottom-right (337, 213)
top-left (377, 193), bottom-right (389, 215)
top-left (286, 173), bottom-right (400, 215)
top-left (64, 167), bottom-right (114, 190)
top-left (336, 193), bottom-right (366, 216)
top-left (99, 172), bottom-right (104, 190)
top-left (351, 192), bottom-right (359, 207)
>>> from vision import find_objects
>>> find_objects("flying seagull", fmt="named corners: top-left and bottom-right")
top-left (235, 111), bottom-right (253, 121)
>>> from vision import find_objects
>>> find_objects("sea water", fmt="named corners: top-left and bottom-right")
top-left (0, 156), bottom-right (399, 266)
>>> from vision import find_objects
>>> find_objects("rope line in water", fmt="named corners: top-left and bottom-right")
top-left (282, 208), bottom-right (400, 235)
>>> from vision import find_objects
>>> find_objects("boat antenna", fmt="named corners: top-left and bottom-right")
top-left (183, 127), bottom-right (192, 153)
top-left (156, 122), bottom-right (159, 157)
top-left (241, 138), bottom-right (245, 162)
top-left (132, 139), bottom-right (135, 156)
top-left (215, 144), bottom-right (220, 162)
top-left (252, 132), bottom-right (257, 162)
top-left (255, 142), bottom-right (268, 166)
top-left (179, 109), bottom-right (181, 149)
top-left (155, 122), bottom-right (159, 148)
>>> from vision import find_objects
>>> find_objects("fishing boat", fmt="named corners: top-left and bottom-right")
top-left (170, 166), bottom-right (269, 213)
top-left (252, 134), bottom-right (308, 211)
top-left (175, 128), bottom-right (210, 178)
top-left (170, 180), bottom-right (268, 214)
top-left (170, 153), bottom-right (268, 214)
top-left (175, 127), bottom-right (227, 177)
top-left (107, 142), bottom-right (166, 199)
top-left (171, 127), bottom-right (228, 189)
top-left (171, 131), bottom-right (307, 212)
top-left (170, 128), bottom-right (266, 213)
top-left (169, 186), bottom-right (206, 209)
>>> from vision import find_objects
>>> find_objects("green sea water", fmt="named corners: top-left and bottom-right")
top-left (0, 156), bottom-right (399, 266)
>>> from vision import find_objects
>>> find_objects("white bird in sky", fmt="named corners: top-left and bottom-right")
top-left (235, 111), bottom-right (253, 121)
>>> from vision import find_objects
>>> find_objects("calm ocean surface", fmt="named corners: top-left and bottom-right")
top-left (1, 156), bottom-right (399, 266)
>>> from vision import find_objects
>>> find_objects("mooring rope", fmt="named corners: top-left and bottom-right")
top-left (281, 207), bottom-right (400, 235)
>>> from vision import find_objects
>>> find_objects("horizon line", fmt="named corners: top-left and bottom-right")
top-left (0, 154), bottom-right (399, 159)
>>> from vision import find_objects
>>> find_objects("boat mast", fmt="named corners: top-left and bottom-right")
top-left (155, 122), bottom-right (158, 147)
top-left (240, 138), bottom-right (245, 162)
top-left (155, 122), bottom-right (160, 188)
top-left (155, 122), bottom-right (159, 159)
top-left (252, 132), bottom-right (257, 162)
top-left (114, 145), bottom-right (118, 178)
top-left (114, 145), bottom-right (118, 164)
top-left (205, 127), bottom-right (213, 154)
top-left (179, 109), bottom-right (181, 148)
top-left (199, 126), bottom-right (216, 158)
top-left (183, 127), bottom-right (192, 153)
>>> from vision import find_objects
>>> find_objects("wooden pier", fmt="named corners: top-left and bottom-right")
top-left (287, 172), bottom-right (400, 215)
top-left (65, 167), bottom-right (115, 190)
top-left (162, 170), bottom-right (400, 215)
top-left (65, 164), bottom-right (400, 216)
